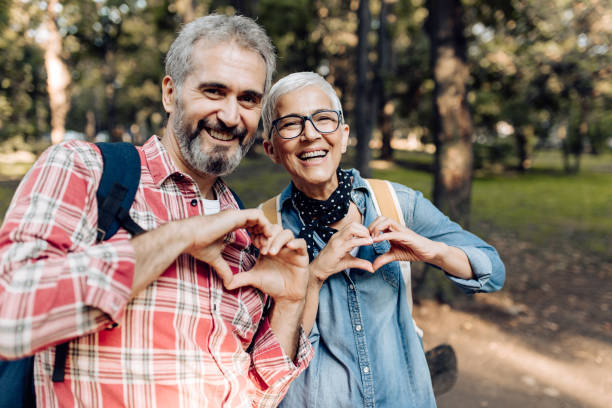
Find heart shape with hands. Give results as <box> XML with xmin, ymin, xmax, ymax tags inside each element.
<box><xmin>309</xmin><ymin>215</ymin><xmax>446</xmax><ymax>284</ymax></box>
<box><xmin>186</xmin><ymin>208</ymin><xmax>310</xmax><ymax>303</ymax></box>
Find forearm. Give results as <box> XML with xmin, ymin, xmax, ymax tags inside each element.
<box><xmin>430</xmin><ymin>241</ymin><xmax>474</xmax><ymax>280</ymax></box>
<box><xmin>301</xmin><ymin>277</ymin><xmax>323</xmax><ymax>335</ymax></box>
<box><xmin>130</xmin><ymin>220</ymin><xmax>191</xmax><ymax>297</ymax></box>
<box><xmin>268</xmin><ymin>298</ymin><xmax>306</xmax><ymax>360</ymax></box>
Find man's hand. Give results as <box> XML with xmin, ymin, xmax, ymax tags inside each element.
<box><xmin>184</xmin><ymin>208</ymin><xmax>275</xmax><ymax>287</ymax></box>
<box><xmin>131</xmin><ymin>209</ymin><xmax>274</xmax><ymax>297</ymax></box>
<box><xmin>225</xmin><ymin>232</ymin><xmax>309</xmax><ymax>304</ymax></box>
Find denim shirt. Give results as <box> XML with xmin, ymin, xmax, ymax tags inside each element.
<box><xmin>277</xmin><ymin>169</ymin><xmax>505</xmax><ymax>408</ymax></box>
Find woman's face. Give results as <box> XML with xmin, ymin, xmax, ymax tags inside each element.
<box><xmin>263</xmin><ymin>85</ymin><xmax>349</xmax><ymax>199</ymax></box>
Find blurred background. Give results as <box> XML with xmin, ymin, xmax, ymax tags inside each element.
<box><xmin>0</xmin><ymin>0</ymin><xmax>610</xmax><ymax>406</ymax></box>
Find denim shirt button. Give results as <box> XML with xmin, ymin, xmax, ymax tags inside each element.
<box><xmin>363</xmin><ymin>366</ymin><xmax>370</xmax><ymax>374</ymax></box>
<box><xmin>349</xmin><ymin>284</ymin><xmax>355</xmax><ymax>290</ymax></box>
<box><xmin>355</xmin><ymin>324</ymin><xmax>362</xmax><ymax>331</ymax></box>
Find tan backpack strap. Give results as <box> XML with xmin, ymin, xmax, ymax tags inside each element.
<box><xmin>258</xmin><ymin>195</ymin><xmax>282</xmax><ymax>225</ymax></box>
<box><xmin>365</xmin><ymin>178</ymin><xmax>404</xmax><ymax>226</ymax></box>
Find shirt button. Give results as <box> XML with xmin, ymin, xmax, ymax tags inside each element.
<box><xmin>355</xmin><ymin>324</ymin><xmax>362</xmax><ymax>331</ymax></box>
<box><xmin>190</xmin><ymin>199</ymin><xmax>198</xmax><ymax>207</ymax></box>
<box><xmin>363</xmin><ymin>366</ymin><xmax>370</xmax><ymax>374</ymax></box>
<box><xmin>349</xmin><ymin>284</ymin><xmax>355</xmax><ymax>290</ymax></box>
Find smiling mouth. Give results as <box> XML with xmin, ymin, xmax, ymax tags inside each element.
<box><xmin>298</xmin><ymin>150</ymin><xmax>328</xmax><ymax>161</ymax></box>
<box><xmin>208</xmin><ymin>128</ymin><xmax>236</xmax><ymax>142</ymax></box>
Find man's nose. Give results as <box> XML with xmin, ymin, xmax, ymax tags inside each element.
<box><xmin>217</xmin><ymin>98</ymin><xmax>240</xmax><ymax>128</ymax></box>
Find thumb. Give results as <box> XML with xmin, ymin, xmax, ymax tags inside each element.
<box><xmin>225</xmin><ymin>270</ymin><xmax>263</xmax><ymax>291</ymax></box>
<box><xmin>209</xmin><ymin>258</ymin><xmax>235</xmax><ymax>289</ymax></box>
<box><xmin>372</xmin><ymin>252</ymin><xmax>396</xmax><ymax>271</ymax></box>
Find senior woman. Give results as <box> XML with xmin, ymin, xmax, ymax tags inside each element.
<box><xmin>260</xmin><ymin>72</ymin><xmax>505</xmax><ymax>408</ymax></box>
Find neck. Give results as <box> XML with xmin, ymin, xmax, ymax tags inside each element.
<box><xmin>292</xmin><ymin>174</ymin><xmax>339</xmax><ymax>201</ymax></box>
<box><xmin>161</xmin><ymin>126</ymin><xmax>218</xmax><ymax>200</ymax></box>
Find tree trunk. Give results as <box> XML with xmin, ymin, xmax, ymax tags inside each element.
<box><xmin>377</xmin><ymin>0</ymin><xmax>394</xmax><ymax>160</ymax></box>
<box><xmin>44</xmin><ymin>0</ymin><xmax>71</xmax><ymax>144</ymax></box>
<box><xmin>355</xmin><ymin>0</ymin><xmax>372</xmax><ymax>177</ymax></box>
<box><xmin>427</xmin><ymin>0</ymin><xmax>473</xmax><ymax>228</ymax></box>
<box><xmin>421</xmin><ymin>0</ymin><xmax>473</xmax><ymax>303</ymax></box>
<box><xmin>515</xmin><ymin>130</ymin><xmax>528</xmax><ymax>172</ymax></box>
<box><xmin>229</xmin><ymin>0</ymin><xmax>259</xmax><ymax>17</ymax></box>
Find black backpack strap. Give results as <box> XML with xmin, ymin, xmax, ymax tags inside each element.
<box><xmin>229</xmin><ymin>186</ymin><xmax>245</xmax><ymax>209</ymax></box>
<box><xmin>95</xmin><ymin>142</ymin><xmax>144</xmax><ymax>241</ymax></box>
<box><xmin>51</xmin><ymin>342</ymin><xmax>69</xmax><ymax>383</ymax></box>
<box><xmin>53</xmin><ymin>142</ymin><xmax>145</xmax><ymax>383</ymax></box>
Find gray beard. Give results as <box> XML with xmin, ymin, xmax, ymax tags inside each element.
<box><xmin>173</xmin><ymin>104</ymin><xmax>255</xmax><ymax>176</ymax></box>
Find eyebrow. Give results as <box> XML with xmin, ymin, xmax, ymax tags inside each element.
<box><xmin>197</xmin><ymin>82</ymin><xmax>263</xmax><ymax>101</ymax></box>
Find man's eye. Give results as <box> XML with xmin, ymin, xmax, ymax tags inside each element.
<box><xmin>239</xmin><ymin>95</ymin><xmax>260</xmax><ymax>107</ymax></box>
<box><xmin>204</xmin><ymin>89</ymin><xmax>223</xmax><ymax>97</ymax></box>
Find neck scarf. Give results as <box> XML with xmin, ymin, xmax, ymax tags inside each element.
<box><xmin>291</xmin><ymin>168</ymin><xmax>352</xmax><ymax>260</ymax></box>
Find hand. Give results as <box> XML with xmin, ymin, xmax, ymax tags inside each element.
<box><xmin>310</xmin><ymin>222</ymin><xmax>374</xmax><ymax>285</ymax></box>
<box><xmin>184</xmin><ymin>208</ymin><xmax>274</xmax><ymax>286</ymax></box>
<box><xmin>226</xmin><ymin>234</ymin><xmax>310</xmax><ymax>304</ymax></box>
<box><xmin>369</xmin><ymin>216</ymin><xmax>443</xmax><ymax>271</ymax></box>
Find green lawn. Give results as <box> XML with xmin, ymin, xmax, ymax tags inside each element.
<box><xmin>1</xmin><ymin>148</ymin><xmax>610</xmax><ymax>259</ymax></box>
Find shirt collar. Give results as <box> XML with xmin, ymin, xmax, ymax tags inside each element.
<box><xmin>141</xmin><ymin>135</ymin><xmax>184</xmax><ymax>187</ymax></box>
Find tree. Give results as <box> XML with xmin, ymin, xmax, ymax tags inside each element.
<box><xmin>374</xmin><ymin>0</ymin><xmax>394</xmax><ymax>160</ymax></box>
<box><xmin>44</xmin><ymin>0</ymin><xmax>71</xmax><ymax>144</ymax></box>
<box><xmin>355</xmin><ymin>0</ymin><xmax>373</xmax><ymax>177</ymax></box>
<box><xmin>426</xmin><ymin>0</ymin><xmax>473</xmax><ymax>227</ymax></box>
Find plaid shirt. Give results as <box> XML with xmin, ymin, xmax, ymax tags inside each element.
<box><xmin>0</xmin><ymin>136</ymin><xmax>313</xmax><ymax>407</ymax></box>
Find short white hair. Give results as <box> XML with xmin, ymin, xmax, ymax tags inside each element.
<box><xmin>262</xmin><ymin>72</ymin><xmax>343</xmax><ymax>139</ymax></box>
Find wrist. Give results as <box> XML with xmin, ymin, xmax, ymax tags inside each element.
<box><xmin>431</xmin><ymin>241</ymin><xmax>450</xmax><ymax>267</ymax></box>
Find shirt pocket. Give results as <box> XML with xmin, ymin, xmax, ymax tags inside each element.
<box><xmin>378</xmin><ymin>262</ymin><xmax>400</xmax><ymax>289</ymax></box>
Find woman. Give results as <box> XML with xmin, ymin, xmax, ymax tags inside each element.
<box><xmin>260</xmin><ymin>72</ymin><xmax>505</xmax><ymax>408</ymax></box>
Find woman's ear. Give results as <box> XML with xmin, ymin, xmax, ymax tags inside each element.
<box><xmin>340</xmin><ymin>123</ymin><xmax>350</xmax><ymax>154</ymax></box>
<box><xmin>263</xmin><ymin>138</ymin><xmax>281</xmax><ymax>164</ymax></box>
<box><xmin>161</xmin><ymin>76</ymin><xmax>176</xmax><ymax>114</ymax></box>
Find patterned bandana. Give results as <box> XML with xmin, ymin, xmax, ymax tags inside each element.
<box><xmin>291</xmin><ymin>168</ymin><xmax>352</xmax><ymax>260</ymax></box>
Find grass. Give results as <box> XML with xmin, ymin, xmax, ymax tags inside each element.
<box><xmin>1</xmin><ymin>146</ymin><xmax>610</xmax><ymax>259</ymax></box>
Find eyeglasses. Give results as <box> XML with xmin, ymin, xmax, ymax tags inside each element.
<box><xmin>270</xmin><ymin>110</ymin><xmax>342</xmax><ymax>140</ymax></box>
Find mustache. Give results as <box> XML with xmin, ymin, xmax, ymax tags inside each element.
<box><xmin>191</xmin><ymin>118</ymin><xmax>248</xmax><ymax>143</ymax></box>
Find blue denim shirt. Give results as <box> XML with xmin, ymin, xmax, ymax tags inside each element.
<box><xmin>277</xmin><ymin>169</ymin><xmax>505</xmax><ymax>408</ymax></box>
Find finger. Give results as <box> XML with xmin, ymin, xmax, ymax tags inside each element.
<box><xmin>371</xmin><ymin>231</ymin><xmax>409</xmax><ymax>244</ymax></box>
<box><xmin>226</xmin><ymin>269</ymin><xmax>265</xmax><ymax>292</ymax></box>
<box><xmin>342</xmin><ymin>256</ymin><xmax>374</xmax><ymax>273</ymax></box>
<box><xmin>266</xmin><ymin>229</ymin><xmax>295</xmax><ymax>255</ymax></box>
<box><xmin>372</xmin><ymin>253</ymin><xmax>397</xmax><ymax>271</ymax></box>
<box><xmin>208</xmin><ymin>258</ymin><xmax>235</xmax><ymax>288</ymax></box>
<box><xmin>368</xmin><ymin>216</ymin><xmax>400</xmax><ymax>236</ymax></box>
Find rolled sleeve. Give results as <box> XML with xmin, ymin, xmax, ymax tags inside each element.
<box><xmin>250</xmin><ymin>316</ymin><xmax>313</xmax><ymax>407</ymax></box>
<box><xmin>401</xmin><ymin>187</ymin><xmax>505</xmax><ymax>294</ymax></box>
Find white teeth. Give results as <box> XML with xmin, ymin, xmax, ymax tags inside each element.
<box><xmin>209</xmin><ymin>129</ymin><xmax>234</xmax><ymax>141</ymax></box>
<box><xmin>299</xmin><ymin>150</ymin><xmax>327</xmax><ymax>159</ymax></box>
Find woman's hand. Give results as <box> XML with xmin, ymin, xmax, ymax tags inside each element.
<box><xmin>369</xmin><ymin>216</ymin><xmax>445</xmax><ymax>271</ymax></box>
<box><xmin>310</xmin><ymin>222</ymin><xmax>374</xmax><ymax>285</ymax></box>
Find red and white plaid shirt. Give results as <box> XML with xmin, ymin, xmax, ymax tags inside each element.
<box><xmin>0</xmin><ymin>136</ymin><xmax>313</xmax><ymax>407</ymax></box>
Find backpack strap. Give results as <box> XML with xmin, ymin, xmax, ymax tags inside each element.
<box><xmin>95</xmin><ymin>142</ymin><xmax>145</xmax><ymax>241</ymax></box>
<box><xmin>53</xmin><ymin>142</ymin><xmax>145</xmax><ymax>384</ymax></box>
<box><xmin>259</xmin><ymin>195</ymin><xmax>282</xmax><ymax>225</ymax></box>
<box><xmin>365</xmin><ymin>179</ymin><xmax>421</xmax><ymax>337</ymax></box>
<box><xmin>365</xmin><ymin>178</ymin><xmax>404</xmax><ymax>226</ymax></box>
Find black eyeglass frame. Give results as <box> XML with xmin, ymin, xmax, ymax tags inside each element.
<box><xmin>269</xmin><ymin>109</ymin><xmax>343</xmax><ymax>140</ymax></box>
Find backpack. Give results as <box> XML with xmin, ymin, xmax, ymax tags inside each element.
<box><xmin>0</xmin><ymin>142</ymin><xmax>144</xmax><ymax>408</ymax></box>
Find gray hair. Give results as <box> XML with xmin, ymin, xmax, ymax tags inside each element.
<box><xmin>165</xmin><ymin>14</ymin><xmax>276</xmax><ymax>93</ymax></box>
<box><xmin>262</xmin><ymin>72</ymin><xmax>343</xmax><ymax>140</ymax></box>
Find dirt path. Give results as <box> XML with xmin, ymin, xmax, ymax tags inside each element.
<box><xmin>416</xmin><ymin>230</ymin><xmax>612</xmax><ymax>408</ymax></box>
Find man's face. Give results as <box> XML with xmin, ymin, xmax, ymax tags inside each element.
<box><xmin>167</xmin><ymin>41</ymin><xmax>266</xmax><ymax>176</ymax></box>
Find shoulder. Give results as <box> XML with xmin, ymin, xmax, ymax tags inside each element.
<box><xmin>38</xmin><ymin>140</ymin><xmax>103</xmax><ymax>173</ymax></box>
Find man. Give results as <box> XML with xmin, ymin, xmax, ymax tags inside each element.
<box><xmin>0</xmin><ymin>15</ymin><xmax>312</xmax><ymax>407</ymax></box>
